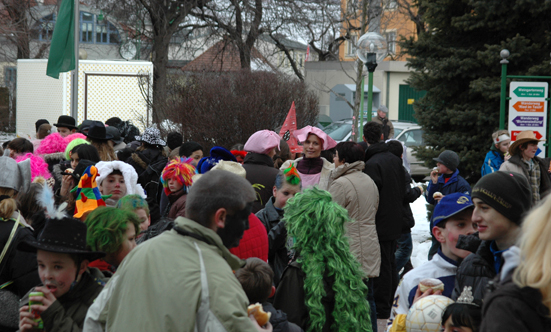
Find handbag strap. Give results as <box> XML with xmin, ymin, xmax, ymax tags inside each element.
<box><xmin>0</xmin><ymin>215</ymin><xmax>22</xmax><ymax>286</ymax></box>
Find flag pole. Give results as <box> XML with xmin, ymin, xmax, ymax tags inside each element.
<box><xmin>70</xmin><ymin>0</ymin><xmax>79</xmax><ymax>120</ymax></box>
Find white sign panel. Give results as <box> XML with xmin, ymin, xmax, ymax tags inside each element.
<box><xmin>508</xmin><ymin>82</ymin><xmax>548</xmax><ymax>157</ymax></box>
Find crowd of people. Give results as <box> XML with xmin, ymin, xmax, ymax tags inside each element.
<box><xmin>0</xmin><ymin>113</ymin><xmax>550</xmax><ymax>332</ymax></box>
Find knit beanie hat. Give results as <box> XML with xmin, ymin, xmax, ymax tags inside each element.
<box><xmin>179</xmin><ymin>141</ymin><xmax>203</xmax><ymax>158</ymax></box>
<box><xmin>167</xmin><ymin>132</ymin><xmax>183</xmax><ymax>150</ymax></box>
<box><xmin>471</xmin><ymin>171</ymin><xmax>531</xmax><ymax>225</ymax></box>
<box><xmin>65</xmin><ymin>138</ymin><xmax>90</xmax><ymax>160</ymax></box>
<box><xmin>433</xmin><ymin>150</ymin><xmax>460</xmax><ymax>172</ymax></box>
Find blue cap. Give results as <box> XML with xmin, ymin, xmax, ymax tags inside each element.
<box><xmin>432</xmin><ymin>193</ymin><xmax>473</xmax><ymax>227</ymax></box>
<box><xmin>196</xmin><ymin>146</ymin><xmax>237</xmax><ymax>174</ymax></box>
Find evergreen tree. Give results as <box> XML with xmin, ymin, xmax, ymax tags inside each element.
<box><xmin>402</xmin><ymin>0</ymin><xmax>551</xmax><ymax>182</ymax></box>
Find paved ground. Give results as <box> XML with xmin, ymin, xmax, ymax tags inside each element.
<box><xmin>377</xmin><ymin>319</ymin><xmax>387</xmax><ymax>331</ymax></box>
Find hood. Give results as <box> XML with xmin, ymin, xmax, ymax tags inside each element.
<box><xmin>365</xmin><ymin>142</ymin><xmax>389</xmax><ymax>160</ymax></box>
<box><xmin>331</xmin><ymin>160</ymin><xmax>365</xmax><ymax>179</ymax></box>
<box><xmin>500</xmin><ymin>245</ymin><xmax>520</xmax><ymax>281</ymax></box>
<box><xmin>96</xmin><ymin>161</ymin><xmax>147</xmax><ymax>198</ymax></box>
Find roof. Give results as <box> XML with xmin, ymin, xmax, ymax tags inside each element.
<box><xmin>181</xmin><ymin>39</ymin><xmax>276</xmax><ymax>72</ymax></box>
<box><xmin>257</xmin><ymin>34</ymin><xmax>308</xmax><ymax>50</ymax></box>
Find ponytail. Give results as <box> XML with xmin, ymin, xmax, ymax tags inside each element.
<box><xmin>0</xmin><ymin>188</ymin><xmax>17</xmax><ymax>219</ymax></box>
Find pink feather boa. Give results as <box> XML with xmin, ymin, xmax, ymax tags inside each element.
<box><xmin>16</xmin><ymin>153</ymin><xmax>52</xmax><ymax>180</ymax></box>
<box><xmin>36</xmin><ymin>132</ymin><xmax>68</xmax><ymax>155</ymax></box>
<box><xmin>64</xmin><ymin>133</ymin><xmax>87</xmax><ymax>143</ymax></box>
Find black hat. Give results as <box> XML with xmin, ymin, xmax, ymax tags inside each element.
<box><xmin>106</xmin><ymin>126</ymin><xmax>123</xmax><ymax>145</ymax></box>
<box><xmin>18</xmin><ymin>217</ymin><xmax>105</xmax><ymax>261</ymax></box>
<box><xmin>180</xmin><ymin>141</ymin><xmax>203</xmax><ymax>157</ymax></box>
<box><xmin>433</xmin><ymin>150</ymin><xmax>460</xmax><ymax>172</ymax></box>
<box><xmin>167</xmin><ymin>132</ymin><xmax>183</xmax><ymax>150</ymax></box>
<box><xmin>54</xmin><ymin>115</ymin><xmax>78</xmax><ymax>130</ymax></box>
<box><xmin>35</xmin><ymin>119</ymin><xmax>50</xmax><ymax>132</ymax></box>
<box><xmin>84</xmin><ymin>121</ymin><xmax>112</xmax><ymax>141</ymax></box>
<box><xmin>78</xmin><ymin>120</ymin><xmax>94</xmax><ymax>133</ymax></box>
<box><xmin>472</xmin><ymin>171</ymin><xmax>531</xmax><ymax>225</ymax></box>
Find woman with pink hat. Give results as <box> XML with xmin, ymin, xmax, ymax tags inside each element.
<box><xmin>499</xmin><ymin>130</ymin><xmax>551</xmax><ymax>204</ymax></box>
<box><xmin>280</xmin><ymin>125</ymin><xmax>337</xmax><ymax>190</ymax></box>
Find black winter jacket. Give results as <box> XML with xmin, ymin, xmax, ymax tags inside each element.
<box><xmin>363</xmin><ymin>142</ymin><xmax>405</xmax><ymax>241</ymax></box>
<box><xmin>243</xmin><ymin>153</ymin><xmax>279</xmax><ymax>213</ymax></box>
<box><xmin>256</xmin><ymin>197</ymin><xmax>288</xmax><ymax>286</ymax></box>
<box><xmin>0</xmin><ymin>219</ymin><xmax>40</xmax><ymax>298</ymax></box>
<box><xmin>263</xmin><ymin>302</ymin><xmax>304</xmax><ymax>332</ymax></box>
<box><xmin>402</xmin><ymin>167</ymin><xmax>422</xmax><ymax>233</ymax></box>
<box><xmin>452</xmin><ymin>240</ymin><xmax>496</xmax><ymax>301</ymax></box>
<box><xmin>273</xmin><ymin>260</ymin><xmax>335</xmax><ymax>332</ymax></box>
<box><xmin>125</xmin><ymin>148</ymin><xmax>168</xmax><ymax>223</ymax></box>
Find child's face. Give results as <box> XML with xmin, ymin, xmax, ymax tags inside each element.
<box><xmin>37</xmin><ymin>250</ymin><xmax>86</xmax><ymax>298</ymax></box>
<box><xmin>70</xmin><ymin>152</ymin><xmax>79</xmax><ymax>170</ymax></box>
<box><xmin>436</xmin><ymin>162</ymin><xmax>451</xmax><ymax>174</ymax></box>
<box><xmin>190</xmin><ymin>149</ymin><xmax>203</xmax><ymax>167</ymax></box>
<box><xmin>106</xmin><ymin>222</ymin><xmax>137</xmax><ymax>267</ymax></box>
<box><xmin>135</xmin><ymin>208</ymin><xmax>150</xmax><ymax>232</ymax></box>
<box><xmin>168</xmin><ymin>177</ymin><xmax>184</xmax><ymax>193</ymax></box>
<box><xmin>472</xmin><ymin>198</ymin><xmax>517</xmax><ymax>243</ymax></box>
<box><xmin>100</xmin><ymin>174</ymin><xmax>127</xmax><ymax>201</ymax></box>
<box><xmin>443</xmin><ymin>316</ymin><xmax>473</xmax><ymax>332</ymax></box>
<box><xmin>433</xmin><ymin>209</ymin><xmax>476</xmax><ymax>261</ymax></box>
<box><xmin>273</xmin><ymin>183</ymin><xmax>301</xmax><ymax>209</ymax></box>
<box><xmin>496</xmin><ymin>140</ymin><xmax>510</xmax><ymax>154</ymax></box>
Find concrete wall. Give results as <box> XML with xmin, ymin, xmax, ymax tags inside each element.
<box><xmin>304</xmin><ymin>60</ymin><xmax>412</xmax><ymax>121</ymax></box>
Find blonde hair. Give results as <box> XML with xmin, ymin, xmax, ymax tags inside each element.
<box><xmin>492</xmin><ymin>130</ymin><xmax>509</xmax><ymax>141</ymax></box>
<box><xmin>513</xmin><ymin>194</ymin><xmax>551</xmax><ymax>313</ymax></box>
<box><xmin>0</xmin><ymin>188</ymin><xmax>17</xmax><ymax>219</ymax></box>
<box><xmin>89</xmin><ymin>139</ymin><xmax>117</xmax><ymax>161</ymax></box>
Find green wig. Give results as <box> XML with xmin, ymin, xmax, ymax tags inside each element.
<box><xmin>283</xmin><ymin>187</ymin><xmax>371</xmax><ymax>332</ymax></box>
<box><xmin>116</xmin><ymin>194</ymin><xmax>150</xmax><ymax>216</ymax></box>
<box><xmin>85</xmin><ymin>207</ymin><xmax>141</xmax><ymax>255</ymax></box>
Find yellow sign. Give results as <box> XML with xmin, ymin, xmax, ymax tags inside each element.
<box><xmin>407</xmin><ymin>99</ymin><xmax>415</xmax><ymax>105</ymax></box>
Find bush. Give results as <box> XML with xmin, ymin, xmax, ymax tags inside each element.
<box><xmin>165</xmin><ymin>70</ymin><xmax>319</xmax><ymax>151</ymax></box>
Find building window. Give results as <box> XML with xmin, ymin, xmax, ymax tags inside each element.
<box><xmin>346</xmin><ymin>35</ymin><xmax>357</xmax><ymax>56</ymax></box>
<box><xmin>4</xmin><ymin>67</ymin><xmax>16</xmax><ymax>87</ymax></box>
<box><xmin>33</xmin><ymin>12</ymin><xmax>120</xmax><ymax>44</ymax></box>
<box><xmin>33</xmin><ymin>14</ymin><xmax>56</xmax><ymax>41</ymax></box>
<box><xmin>384</xmin><ymin>31</ymin><xmax>397</xmax><ymax>54</ymax></box>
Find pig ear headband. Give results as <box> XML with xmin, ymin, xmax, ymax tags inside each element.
<box><xmin>494</xmin><ymin>134</ymin><xmax>510</xmax><ymax>144</ymax></box>
<box><xmin>283</xmin><ymin>165</ymin><xmax>301</xmax><ymax>185</ymax></box>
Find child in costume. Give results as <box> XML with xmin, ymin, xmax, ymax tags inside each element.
<box><xmin>72</xmin><ymin>165</ymin><xmax>109</xmax><ymax>220</ymax></box>
<box><xmin>85</xmin><ymin>207</ymin><xmax>141</xmax><ymax>274</ymax></box>
<box><xmin>95</xmin><ymin>161</ymin><xmax>146</xmax><ymax>207</ymax></box>
<box><xmin>273</xmin><ymin>187</ymin><xmax>371</xmax><ymax>332</ymax></box>
<box><xmin>160</xmin><ymin>157</ymin><xmax>195</xmax><ymax>219</ymax></box>
<box><xmin>386</xmin><ymin>193</ymin><xmax>476</xmax><ymax>332</ymax></box>
<box><xmin>117</xmin><ymin>194</ymin><xmax>151</xmax><ymax>234</ymax></box>
<box><xmin>255</xmin><ymin>165</ymin><xmax>301</xmax><ymax>286</ymax></box>
<box><xmin>235</xmin><ymin>257</ymin><xmax>303</xmax><ymax>332</ymax></box>
<box><xmin>442</xmin><ymin>287</ymin><xmax>481</xmax><ymax>332</ymax></box>
<box><xmin>18</xmin><ymin>205</ymin><xmax>106</xmax><ymax>332</ymax></box>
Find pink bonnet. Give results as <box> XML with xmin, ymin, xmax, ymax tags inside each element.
<box><xmin>244</xmin><ymin>130</ymin><xmax>281</xmax><ymax>154</ymax></box>
<box><xmin>294</xmin><ymin>125</ymin><xmax>337</xmax><ymax>150</ymax></box>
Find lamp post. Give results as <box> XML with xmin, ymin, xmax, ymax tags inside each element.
<box><xmin>356</xmin><ymin>32</ymin><xmax>387</xmax><ymax>133</ymax></box>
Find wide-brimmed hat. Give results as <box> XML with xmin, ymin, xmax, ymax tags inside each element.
<box><xmin>18</xmin><ymin>216</ymin><xmax>105</xmax><ymax>261</ymax></box>
<box><xmin>106</xmin><ymin>126</ymin><xmax>123</xmax><ymax>145</ymax></box>
<box><xmin>78</xmin><ymin>120</ymin><xmax>95</xmax><ymax>133</ymax></box>
<box><xmin>244</xmin><ymin>130</ymin><xmax>280</xmax><ymax>155</ymax></box>
<box><xmin>509</xmin><ymin>130</ymin><xmax>545</xmax><ymax>156</ymax></box>
<box><xmin>85</xmin><ymin>121</ymin><xmax>112</xmax><ymax>141</ymax></box>
<box><xmin>294</xmin><ymin>125</ymin><xmax>337</xmax><ymax>151</ymax></box>
<box><xmin>54</xmin><ymin>115</ymin><xmax>78</xmax><ymax>130</ymax></box>
<box><xmin>135</xmin><ymin>127</ymin><xmax>166</xmax><ymax>146</ymax></box>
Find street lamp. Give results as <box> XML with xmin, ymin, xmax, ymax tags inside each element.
<box><xmin>356</xmin><ymin>32</ymin><xmax>387</xmax><ymax>131</ymax></box>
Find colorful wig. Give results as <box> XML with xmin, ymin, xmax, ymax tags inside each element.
<box><xmin>160</xmin><ymin>157</ymin><xmax>195</xmax><ymax>195</ymax></box>
<box><xmin>36</xmin><ymin>132</ymin><xmax>68</xmax><ymax>155</ymax></box>
<box><xmin>65</xmin><ymin>138</ymin><xmax>89</xmax><ymax>160</ymax></box>
<box><xmin>85</xmin><ymin>206</ymin><xmax>140</xmax><ymax>255</ymax></box>
<box><xmin>117</xmin><ymin>194</ymin><xmax>150</xmax><ymax>216</ymax></box>
<box><xmin>15</xmin><ymin>153</ymin><xmax>52</xmax><ymax>181</ymax></box>
<box><xmin>283</xmin><ymin>187</ymin><xmax>371</xmax><ymax>332</ymax></box>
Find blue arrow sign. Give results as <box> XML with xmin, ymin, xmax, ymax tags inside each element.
<box><xmin>512</xmin><ymin>116</ymin><xmax>544</xmax><ymax>127</ymax></box>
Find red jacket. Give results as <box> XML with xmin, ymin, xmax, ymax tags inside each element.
<box><xmin>230</xmin><ymin>213</ymin><xmax>269</xmax><ymax>262</ymax></box>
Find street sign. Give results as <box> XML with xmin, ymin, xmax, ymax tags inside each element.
<box><xmin>508</xmin><ymin>82</ymin><xmax>548</xmax><ymax>157</ymax></box>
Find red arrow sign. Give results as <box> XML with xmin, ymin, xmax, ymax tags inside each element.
<box><xmin>511</xmin><ymin>130</ymin><xmax>543</xmax><ymax>141</ymax></box>
<box><xmin>513</xmin><ymin>101</ymin><xmax>545</xmax><ymax>112</ymax></box>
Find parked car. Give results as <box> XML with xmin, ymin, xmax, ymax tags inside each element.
<box><xmin>323</xmin><ymin>119</ymin><xmax>431</xmax><ymax>180</ymax></box>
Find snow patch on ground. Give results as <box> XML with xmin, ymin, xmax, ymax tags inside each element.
<box><xmin>410</xmin><ymin>190</ymin><xmax>431</xmax><ymax>268</ymax></box>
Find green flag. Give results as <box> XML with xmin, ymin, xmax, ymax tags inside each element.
<box><xmin>46</xmin><ymin>0</ymin><xmax>75</xmax><ymax>79</ymax></box>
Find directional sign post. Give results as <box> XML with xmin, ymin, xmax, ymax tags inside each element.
<box><xmin>508</xmin><ymin>82</ymin><xmax>548</xmax><ymax>157</ymax></box>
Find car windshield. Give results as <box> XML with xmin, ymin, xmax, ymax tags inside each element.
<box><xmin>394</xmin><ymin>128</ymin><xmax>403</xmax><ymax>137</ymax></box>
<box><xmin>325</xmin><ymin>122</ymin><xmax>352</xmax><ymax>141</ymax></box>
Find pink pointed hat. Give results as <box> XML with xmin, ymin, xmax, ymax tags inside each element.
<box><xmin>294</xmin><ymin>125</ymin><xmax>337</xmax><ymax>151</ymax></box>
<box><xmin>244</xmin><ymin>130</ymin><xmax>281</xmax><ymax>155</ymax></box>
